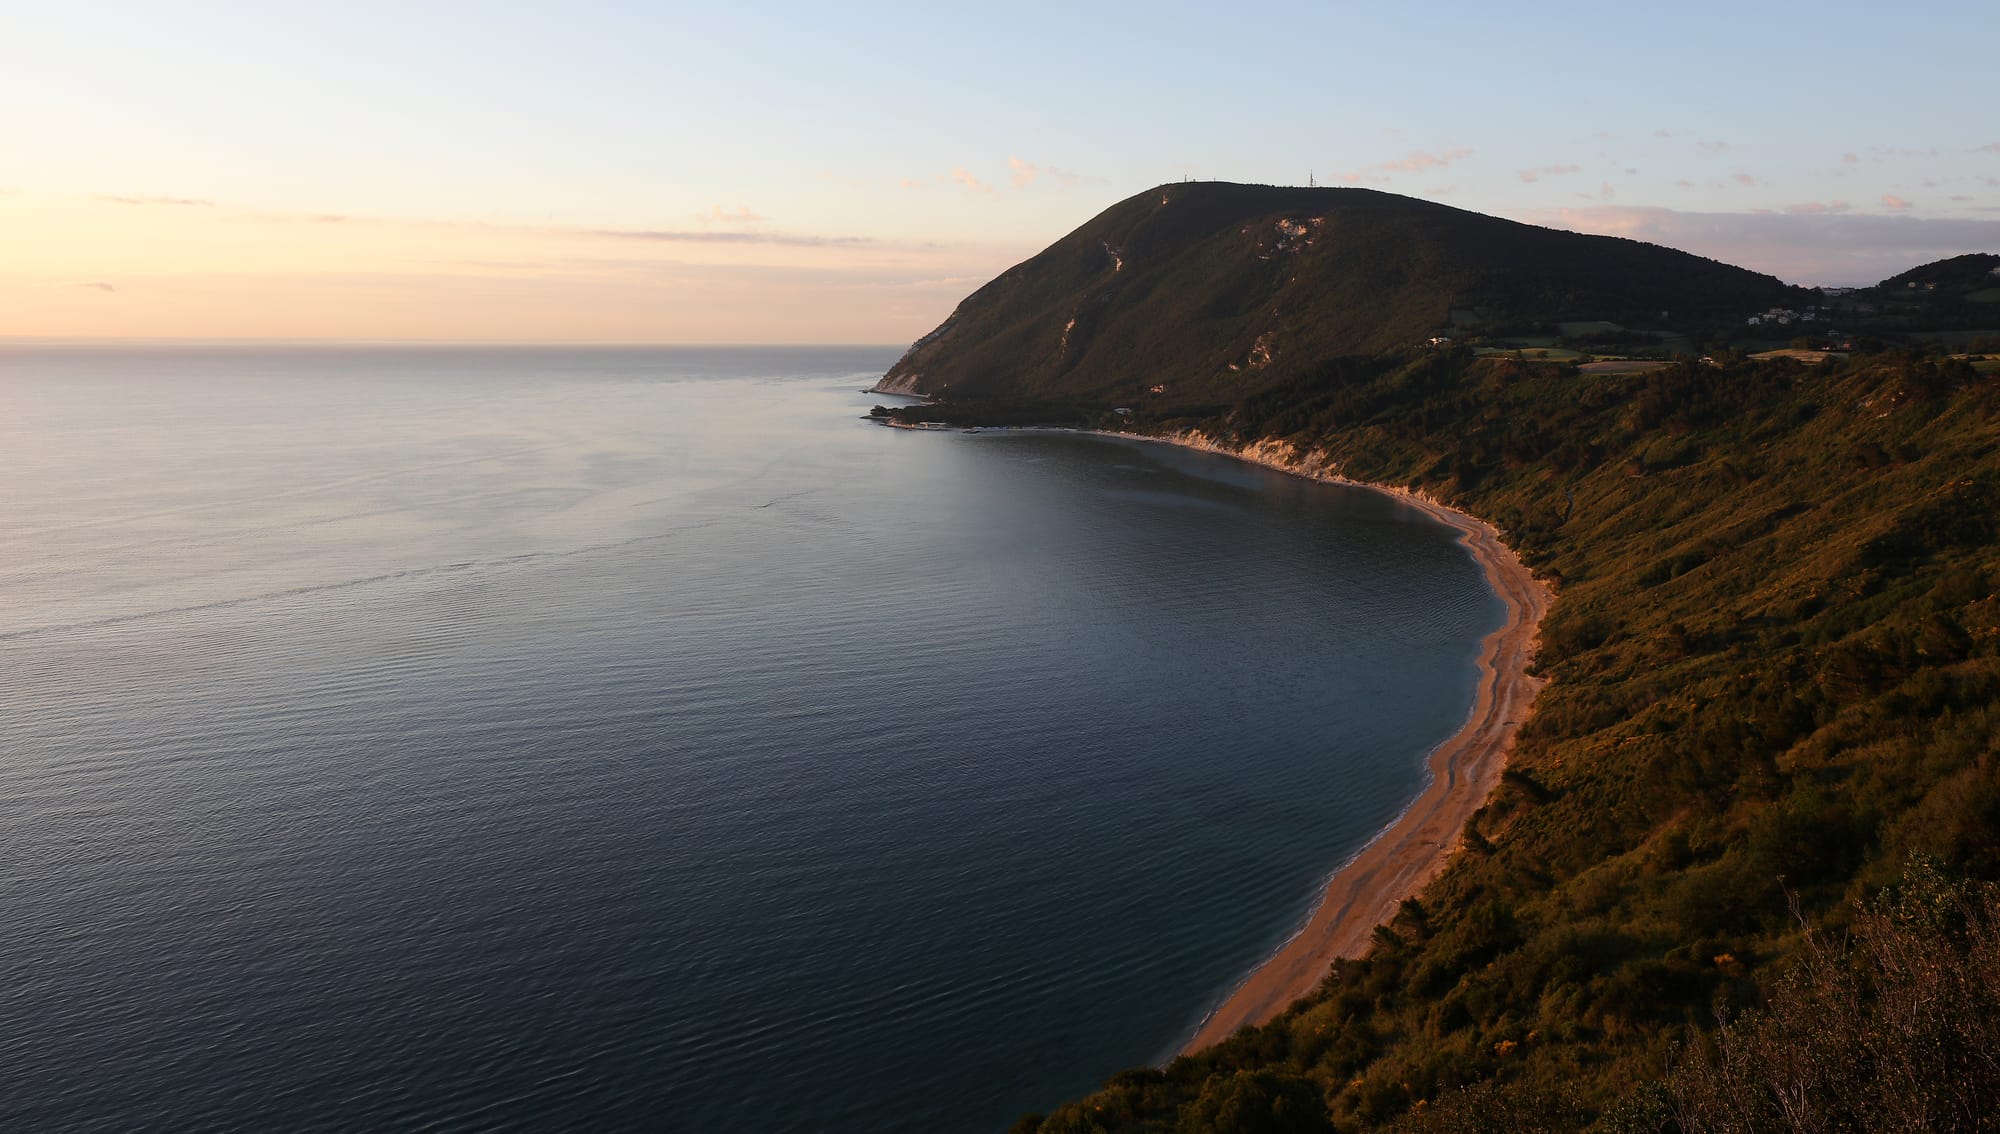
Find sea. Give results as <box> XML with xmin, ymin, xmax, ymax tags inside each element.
<box><xmin>0</xmin><ymin>344</ymin><xmax>1502</xmax><ymax>1132</ymax></box>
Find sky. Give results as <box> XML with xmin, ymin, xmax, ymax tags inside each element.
<box><xmin>5</xmin><ymin>0</ymin><xmax>1998</xmax><ymax>343</ymax></box>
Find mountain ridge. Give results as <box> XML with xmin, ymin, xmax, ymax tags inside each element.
<box><xmin>879</xmin><ymin>183</ymin><xmax>2000</xmax><ymax>1131</ymax></box>
<box><xmin>878</xmin><ymin>182</ymin><xmax>1811</xmax><ymax>409</ymax></box>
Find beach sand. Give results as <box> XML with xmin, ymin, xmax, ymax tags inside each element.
<box><xmin>1168</xmin><ymin>443</ymin><xmax>1553</xmax><ymax>1052</ymax></box>
<box><xmin>874</xmin><ymin>419</ymin><xmax>1553</xmax><ymax>1052</ymax></box>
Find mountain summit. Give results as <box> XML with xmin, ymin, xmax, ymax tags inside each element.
<box><xmin>878</xmin><ymin>182</ymin><xmax>1807</xmax><ymax>405</ymax></box>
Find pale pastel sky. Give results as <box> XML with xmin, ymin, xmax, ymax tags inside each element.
<box><xmin>5</xmin><ymin>0</ymin><xmax>1998</xmax><ymax>342</ymax></box>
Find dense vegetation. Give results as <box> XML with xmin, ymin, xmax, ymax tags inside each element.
<box><xmin>881</xmin><ymin>183</ymin><xmax>1809</xmax><ymax>409</ymax></box>
<box><xmin>1829</xmin><ymin>253</ymin><xmax>2000</xmax><ymax>338</ymax></box>
<box><xmin>986</xmin><ymin>346</ymin><xmax>2000</xmax><ymax>1131</ymax></box>
<box><xmin>877</xmin><ymin>187</ymin><xmax>2000</xmax><ymax>1130</ymax></box>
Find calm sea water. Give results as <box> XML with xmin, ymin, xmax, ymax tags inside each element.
<box><xmin>0</xmin><ymin>344</ymin><xmax>1500</xmax><ymax>1131</ymax></box>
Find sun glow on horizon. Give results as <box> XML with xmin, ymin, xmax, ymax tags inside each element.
<box><xmin>5</xmin><ymin>1</ymin><xmax>1995</xmax><ymax>341</ymax></box>
<box><xmin>0</xmin><ymin>191</ymin><xmax>1027</xmax><ymax>343</ymax></box>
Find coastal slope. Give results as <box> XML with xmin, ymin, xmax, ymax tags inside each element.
<box><xmin>877</xmin><ymin>181</ymin><xmax>1808</xmax><ymax>410</ymax></box>
<box><xmin>1176</xmin><ymin>454</ymin><xmax>1551</xmax><ymax>1051</ymax></box>
<box><xmin>885</xmin><ymin>182</ymin><xmax>2000</xmax><ymax>1129</ymax></box>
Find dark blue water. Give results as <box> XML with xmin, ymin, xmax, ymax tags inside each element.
<box><xmin>0</xmin><ymin>345</ymin><xmax>1500</xmax><ymax>1131</ymax></box>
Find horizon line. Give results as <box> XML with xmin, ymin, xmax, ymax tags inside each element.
<box><xmin>0</xmin><ymin>335</ymin><xmax>911</xmax><ymax>349</ymax></box>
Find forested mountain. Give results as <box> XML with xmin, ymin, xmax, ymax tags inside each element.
<box><xmin>881</xmin><ymin>186</ymin><xmax>2000</xmax><ymax>1132</ymax></box>
<box><xmin>877</xmin><ymin>182</ymin><xmax>1810</xmax><ymax>410</ymax></box>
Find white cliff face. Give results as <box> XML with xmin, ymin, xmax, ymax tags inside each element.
<box><xmin>872</xmin><ymin>315</ymin><xmax>960</xmax><ymax>394</ymax></box>
<box><xmin>869</xmin><ymin>370</ymin><xmax>927</xmax><ymax>395</ymax></box>
<box><xmin>1161</xmin><ymin>429</ymin><xmax>1460</xmax><ymax>515</ymax></box>
<box><xmin>1165</xmin><ymin>430</ymin><xmax>1337</xmax><ymax>479</ymax></box>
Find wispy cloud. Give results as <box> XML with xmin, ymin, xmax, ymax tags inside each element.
<box><xmin>1516</xmin><ymin>163</ymin><xmax>1580</xmax><ymax>183</ymax></box>
<box><xmin>592</xmin><ymin>228</ymin><xmax>870</xmax><ymax>247</ymax></box>
<box><xmin>1335</xmin><ymin>148</ymin><xmax>1472</xmax><ymax>186</ymax></box>
<box><xmin>1983</xmin><ymin>142</ymin><xmax>2000</xmax><ymax>155</ymax></box>
<box><xmin>1515</xmin><ymin>205</ymin><xmax>2000</xmax><ymax>286</ymax></box>
<box><xmin>1698</xmin><ymin>140</ymin><xmax>1729</xmax><ymax>153</ymax></box>
<box><xmin>1733</xmin><ymin>172</ymin><xmax>1759</xmax><ymax>187</ymax></box>
<box><xmin>1882</xmin><ymin>194</ymin><xmax>1913</xmax><ymax>210</ymax></box>
<box><xmin>1006</xmin><ymin>155</ymin><xmax>1084</xmax><ymax>190</ymax></box>
<box><xmin>1785</xmin><ymin>201</ymin><xmax>1851</xmax><ymax>214</ymax></box>
<box><xmin>1379</xmin><ymin>148</ymin><xmax>1471</xmax><ymax>174</ymax></box>
<box><xmin>949</xmin><ymin>167</ymin><xmax>993</xmax><ymax>194</ymax></box>
<box><xmin>1843</xmin><ymin>152</ymin><xmax>1860</xmax><ymax>164</ymax></box>
<box><xmin>81</xmin><ymin>281</ymin><xmax>117</xmax><ymax>292</ymax></box>
<box><xmin>699</xmin><ymin>204</ymin><xmax>767</xmax><ymax>224</ymax></box>
<box><xmin>96</xmin><ymin>194</ymin><xmax>214</xmax><ymax>207</ymax></box>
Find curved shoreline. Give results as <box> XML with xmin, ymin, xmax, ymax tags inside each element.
<box><xmin>873</xmin><ymin>417</ymin><xmax>1554</xmax><ymax>1054</ymax></box>
<box><xmin>1137</xmin><ymin>431</ymin><xmax>1553</xmax><ymax>1053</ymax></box>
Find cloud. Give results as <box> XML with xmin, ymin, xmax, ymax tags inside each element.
<box><xmin>1676</xmin><ymin>179</ymin><xmax>1695</xmax><ymax>190</ymax></box>
<box><xmin>1338</xmin><ymin>148</ymin><xmax>1471</xmax><ymax>184</ymax></box>
<box><xmin>700</xmin><ymin>204</ymin><xmax>767</xmax><ymax>224</ymax></box>
<box><xmin>1698</xmin><ymin>140</ymin><xmax>1729</xmax><ymax>153</ymax></box>
<box><xmin>949</xmin><ymin>167</ymin><xmax>993</xmax><ymax>193</ymax></box>
<box><xmin>1843</xmin><ymin>152</ymin><xmax>1860</xmax><ymax>164</ymax></box>
<box><xmin>1379</xmin><ymin>148</ymin><xmax>1471</xmax><ymax>174</ymax></box>
<box><xmin>1514</xmin><ymin>204</ymin><xmax>2000</xmax><ymax>286</ymax></box>
<box><xmin>1653</xmin><ymin>129</ymin><xmax>1674</xmax><ymax>138</ymax></box>
<box><xmin>96</xmin><ymin>194</ymin><xmax>215</xmax><ymax>207</ymax></box>
<box><xmin>81</xmin><ymin>281</ymin><xmax>117</xmax><ymax>292</ymax></box>
<box><xmin>1575</xmin><ymin>181</ymin><xmax>1615</xmax><ymax>201</ymax></box>
<box><xmin>591</xmin><ymin>228</ymin><xmax>869</xmax><ymax>248</ymax></box>
<box><xmin>1733</xmin><ymin>173</ymin><xmax>1759</xmax><ymax>187</ymax></box>
<box><xmin>1785</xmin><ymin>201</ymin><xmax>1851</xmax><ymax>214</ymax></box>
<box><xmin>1006</xmin><ymin>156</ymin><xmax>1084</xmax><ymax>190</ymax></box>
<box><xmin>898</xmin><ymin>178</ymin><xmax>925</xmax><ymax>189</ymax></box>
<box><xmin>1983</xmin><ymin>142</ymin><xmax>2000</xmax><ymax>155</ymax></box>
<box><xmin>1516</xmin><ymin>163</ymin><xmax>1580</xmax><ymax>184</ymax></box>
<box><xmin>1882</xmin><ymin>194</ymin><xmax>1913</xmax><ymax>210</ymax></box>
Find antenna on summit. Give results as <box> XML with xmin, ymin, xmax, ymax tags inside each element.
<box><xmin>1308</xmin><ymin>171</ymin><xmax>1316</xmax><ymax>188</ymax></box>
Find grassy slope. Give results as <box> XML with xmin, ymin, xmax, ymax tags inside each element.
<box><xmin>1004</xmin><ymin>350</ymin><xmax>2000</xmax><ymax>1132</ymax></box>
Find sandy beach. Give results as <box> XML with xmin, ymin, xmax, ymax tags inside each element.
<box><xmin>1151</xmin><ymin>433</ymin><xmax>1553</xmax><ymax>1053</ymax></box>
<box><xmin>877</xmin><ymin>419</ymin><xmax>1555</xmax><ymax>1052</ymax></box>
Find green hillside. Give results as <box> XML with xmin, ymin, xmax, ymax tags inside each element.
<box><xmin>1002</xmin><ymin>349</ymin><xmax>2000</xmax><ymax>1133</ymax></box>
<box><xmin>879</xmin><ymin>188</ymin><xmax>2000</xmax><ymax>1131</ymax></box>
<box><xmin>878</xmin><ymin>182</ymin><xmax>1809</xmax><ymax>411</ymax></box>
